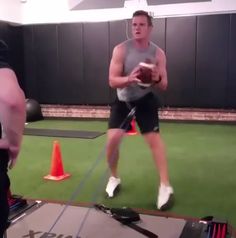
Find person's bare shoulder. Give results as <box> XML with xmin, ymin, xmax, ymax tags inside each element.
<box><xmin>155</xmin><ymin>47</ymin><xmax>166</xmax><ymax>62</ymax></box>
<box><xmin>0</xmin><ymin>68</ymin><xmax>17</xmax><ymax>81</ymax></box>
<box><xmin>113</xmin><ymin>42</ymin><xmax>126</xmax><ymax>55</ymax></box>
<box><xmin>111</xmin><ymin>42</ymin><xmax>127</xmax><ymax>63</ymax></box>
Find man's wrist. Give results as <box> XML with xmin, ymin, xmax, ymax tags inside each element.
<box><xmin>126</xmin><ymin>76</ymin><xmax>130</xmax><ymax>85</ymax></box>
<box><xmin>154</xmin><ymin>77</ymin><xmax>162</xmax><ymax>84</ymax></box>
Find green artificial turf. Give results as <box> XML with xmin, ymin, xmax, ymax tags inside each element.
<box><xmin>10</xmin><ymin>119</ymin><xmax>236</xmax><ymax>228</ymax></box>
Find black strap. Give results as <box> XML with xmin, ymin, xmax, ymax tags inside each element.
<box><xmin>126</xmin><ymin>223</ymin><xmax>158</xmax><ymax>238</ymax></box>
<box><xmin>94</xmin><ymin>204</ymin><xmax>158</xmax><ymax>238</ymax></box>
<box><xmin>120</xmin><ymin>106</ymin><xmax>136</xmax><ymax>130</ymax></box>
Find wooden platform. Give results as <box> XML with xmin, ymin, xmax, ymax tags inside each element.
<box><xmin>7</xmin><ymin>200</ymin><xmax>236</xmax><ymax>237</ymax></box>
<box><xmin>7</xmin><ymin>201</ymin><xmax>187</xmax><ymax>238</ymax></box>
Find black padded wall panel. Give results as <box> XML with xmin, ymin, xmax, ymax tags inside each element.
<box><xmin>23</xmin><ymin>26</ymin><xmax>38</xmax><ymax>99</ymax></box>
<box><xmin>8</xmin><ymin>25</ymin><xmax>24</xmax><ymax>89</ymax></box>
<box><xmin>0</xmin><ymin>23</ymin><xmax>23</xmax><ymax>89</ymax></box>
<box><xmin>15</xmin><ymin>13</ymin><xmax>236</xmax><ymax>108</ymax></box>
<box><xmin>58</xmin><ymin>23</ymin><xmax>84</xmax><ymax>104</ymax></box>
<box><xmin>109</xmin><ymin>20</ymin><xmax>127</xmax><ymax>55</ymax></box>
<box><xmin>196</xmin><ymin>15</ymin><xmax>229</xmax><ymax>108</ymax></box>
<box><xmin>227</xmin><ymin>14</ymin><xmax>236</xmax><ymax>108</ymax></box>
<box><xmin>0</xmin><ymin>22</ymin><xmax>9</xmax><ymax>43</ymax></box>
<box><xmin>34</xmin><ymin>24</ymin><xmax>59</xmax><ymax>103</ymax></box>
<box><xmin>151</xmin><ymin>18</ymin><xmax>166</xmax><ymax>106</ymax></box>
<box><xmin>83</xmin><ymin>22</ymin><xmax>110</xmax><ymax>104</ymax></box>
<box><xmin>166</xmin><ymin>16</ymin><xmax>196</xmax><ymax>107</ymax></box>
<box><xmin>151</xmin><ymin>18</ymin><xmax>166</xmax><ymax>51</ymax></box>
<box><xmin>109</xmin><ymin>20</ymin><xmax>128</xmax><ymax>103</ymax></box>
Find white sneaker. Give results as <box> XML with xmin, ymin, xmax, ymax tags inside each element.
<box><xmin>105</xmin><ymin>176</ymin><xmax>121</xmax><ymax>198</ymax></box>
<box><xmin>157</xmin><ymin>184</ymin><xmax>174</xmax><ymax>210</ymax></box>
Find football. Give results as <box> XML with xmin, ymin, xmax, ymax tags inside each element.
<box><xmin>137</xmin><ymin>62</ymin><xmax>155</xmax><ymax>87</ymax></box>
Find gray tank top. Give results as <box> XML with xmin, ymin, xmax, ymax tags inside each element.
<box><xmin>117</xmin><ymin>39</ymin><xmax>158</xmax><ymax>102</ymax></box>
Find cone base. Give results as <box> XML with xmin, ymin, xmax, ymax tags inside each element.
<box><xmin>44</xmin><ymin>173</ymin><xmax>71</xmax><ymax>181</ymax></box>
<box><xmin>127</xmin><ymin>131</ymin><xmax>138</xmax><ymax>135</ymax></box>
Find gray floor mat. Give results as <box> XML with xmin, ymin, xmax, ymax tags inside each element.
<box><xmin>8</xmin><ymin>202</ymin><xmax>186</xmax><ymax>238</ymax></box>
<box><xmin>24</xmin><ymin>128</ymin><xmax>105</xmax><ymax>139</ymax></box>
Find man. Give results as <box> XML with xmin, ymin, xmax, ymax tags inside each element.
<box><xmin>0</xmin><ymin>40</ymin><xmax>26</xmax><ymax>237</ymax></box>
<box><xmin>105</xmin><ymin>10</ymin><xmax>173</xmax><ymax>210</ymax></box>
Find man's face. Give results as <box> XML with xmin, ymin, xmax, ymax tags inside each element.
<box><xmin>131</xmin><ymin>15</ymin><xmax>152</xmax><ymax>40</ymax></box>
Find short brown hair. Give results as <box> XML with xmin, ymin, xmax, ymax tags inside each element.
<box><xmin>132</xmin><ymin>10</ymin><xmax>153</xmax><ymax>27</ymax></box>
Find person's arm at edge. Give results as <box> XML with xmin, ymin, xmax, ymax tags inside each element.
<box><xmin>0</xmin><ymin>68</ymin><xmax>26</xmax><ymax>168</ymax></box>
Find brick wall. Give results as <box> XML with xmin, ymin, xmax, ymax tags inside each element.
<box><xmin>41</xmin><ymin>105</ymin><xmax>236</xmax><ymax>122</ymax></box>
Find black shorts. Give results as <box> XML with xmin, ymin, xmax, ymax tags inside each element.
<box><xmin>0</xmin><ymin>149</ymin><xmax>10</xmax><ymax>237</ymax></box>
<box><xmin>108</xmin><ymin>93</ymin><xmax>160</xmax><ymax>134</ymax></box>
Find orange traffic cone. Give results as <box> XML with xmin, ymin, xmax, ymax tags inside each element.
<box><xmin>44</xmin><ymin>140</ymin><xmax>71</xmax><ymax>181</ymax></box>
<box><xmin>127</xmin><ymin>118</ymin><xmax>138</xmax><ymax>135</ymax></box>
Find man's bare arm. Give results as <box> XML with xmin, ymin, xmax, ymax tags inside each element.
<box><xmin>0</xmin><ymin>68</ymin><xmax>26</xmax><ymax>167</ymax></box>
<box><xmin>109</xmin><ymin>44</ymin><xmax>140</xmax><ymax>88</ymax></box>
<box><xmin>152</xmin><ymin>48</ymin><xmax>168</xmax><ymax>91</ymax></box>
